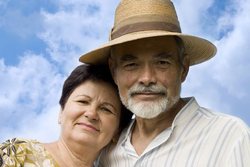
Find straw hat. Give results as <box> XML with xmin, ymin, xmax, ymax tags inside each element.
<box><xmin>79</xmin><ymin>0</ymin><xmax>217</xmax><ymax>65</ymax></box>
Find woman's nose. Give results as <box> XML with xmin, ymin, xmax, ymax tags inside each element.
<box><xmin>84</xmin><ymin>107</ymin><xmax>99</xmax><ymax>120</ymax></box>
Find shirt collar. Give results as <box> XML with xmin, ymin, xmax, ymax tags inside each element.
<box><xmin>124</xmin><ymin>119</ymin><xmax>136</xmax><ymax>142</ymax></box>
<box><xmin>122</xmin><ymin>97</ymin><xmax>199</xmax><ymax>142</ymax></box>
<box><xmin>171</xmin><ymin>97</ymin><xmax>199</xmax><ymax>129</ymax></box>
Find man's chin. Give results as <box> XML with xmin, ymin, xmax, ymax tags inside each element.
<box><xmin>126</xmin><ymin>95</ymin><xmax>181</xmax><ymax>119</ymax></box>
<box><xmin>127</xmin><ymin>101</ymin><xmax>168</xmax><ymax>119</ymax></box>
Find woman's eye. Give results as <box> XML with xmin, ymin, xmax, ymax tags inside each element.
<box><xmin>101</xmin><ymin>107</ymin><xmax>112</xmax><ymax>113</ymax></box>
<box><xmin>79</xmin><ymin>100</ymin><xmax>88</xmax><ymax>104</ymax></box>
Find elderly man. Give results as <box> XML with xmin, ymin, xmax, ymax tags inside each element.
<box><xmin>80</xmin><ymin>0</ymin><xmax>250</xmax><ymax>166</ymax></box>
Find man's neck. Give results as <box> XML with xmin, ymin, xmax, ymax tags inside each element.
<box><xmin>131</xmin><ymin>98</ymin><xmax>187</xmax><ymax>156</ymax></box>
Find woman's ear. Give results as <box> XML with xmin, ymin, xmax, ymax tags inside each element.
<box><xmin>112</xmin><ymin>127</ymin><xmax>121</xmax><ymax>143</ymax></box>
<box><xmin>112</xmin><ymin>133</ymin><xmax>119</xmax><ymax>143</ymax></box>
<box><xmin>58</xmin><ymin>108</ymin><xmax>63</xmax><ymax>125</ymax></box>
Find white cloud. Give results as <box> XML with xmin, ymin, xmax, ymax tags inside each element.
<box><xmin>1</xmin><ymin>105</ymin><xmax>61</xmax><ymax>143</ymax></box>
<box><xmin>38</xmin><ymin>0</ymin><xmax>120</xmax><ymax>67</ymax></box>
<box><xmin>39</xmin><ymin>2</ymin><xmax>109</xmax><ymax>63</ymax></box>
<box><xmin>0</xmin><ymin>53</ymin><xmax>64</xmax><ymax>143</ymax></box>
<box><xmin>175</xmin><ymin>0</ymin><xmax>215</xmax><ymax>37</ymax></box>
<box><xmin>211</xmin><ymin>0</ymin><xmax>250</xmax><ymax>99</ymax></box>
<box><xmin>178</xmin><ymin>0</ymin><xmax>250</xmax><ymax>118</ymax></box>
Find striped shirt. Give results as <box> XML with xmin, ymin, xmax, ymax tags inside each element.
<box><xmin>97</xmin><ymin>97</ymin><xmax>250</xmax><ymax>167</ymax></box>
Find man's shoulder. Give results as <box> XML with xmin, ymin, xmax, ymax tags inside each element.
<box><xmin>185</xmin><ymin>97</ymin><xmax>245</xmax><ymax>119</ymax></box>
<box><xmin>198</xmin><ymin>106</ymin><xmax>250</xmax><ymax>134</ymax></box>
<box><xmin>184</xmin><ymin>97</ymin><xmax>249</xmax><ymax>133</ymax></box>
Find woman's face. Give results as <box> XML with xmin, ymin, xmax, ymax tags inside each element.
<box><xmin>58</xmin><ymin>80</ymin><xmax>121</xmax><ymax>150</ymax></box>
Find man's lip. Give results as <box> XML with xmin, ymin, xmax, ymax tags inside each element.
<box><xmin>131</xmin><ymin>92</ymin><xmax>165</xmax><ymax>100</ymax></box>
<box><xmin>133</xmin><ymin>92</ymin><xmax>164</xmax><ymax>95</ymax></box>
<box><xmin>76</xmin><ymin>123</ymin><xmax>99</xmax><ymax>131</ymax></box>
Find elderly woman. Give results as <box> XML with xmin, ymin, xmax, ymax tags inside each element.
<box><xmin>0</xmin><ymin>64</ymin><xmax>132</xmax><ymax>167</ymax></box>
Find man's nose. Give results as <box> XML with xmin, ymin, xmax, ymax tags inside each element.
<box><xmin>138</xmin><ymin>65</ymin><xmax>156</xmax><ymax>86</ymax></box>
<box><xmin>84</xmin><ymin>107</ymin><xmax>99</xmax><ymax>120</ymax></box>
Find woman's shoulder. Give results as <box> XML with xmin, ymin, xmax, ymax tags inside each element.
<box><xmin>1</xmin><ymin>138</ymin><xmax>42</xmax><ymax>153</ymax></box>
<box><xmin>1</xmin><ymin>138</ymin><xmax>34</xmax><ymax>154</ymax></box>
<box><xmin>0</xmin><ymin>138</ymin><xmax>59</xmax><ymax>167</ymax></box>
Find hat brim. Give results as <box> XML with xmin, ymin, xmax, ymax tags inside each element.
<box><xmin>79</xmin><ymin>30</ymin><xmax>217</xmax><ymax>66</ymax></box>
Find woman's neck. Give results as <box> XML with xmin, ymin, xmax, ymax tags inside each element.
<box><xmin>43</xmin><ymin>136</ymin><xmax>101</xmax><ymax>167</ymax></box>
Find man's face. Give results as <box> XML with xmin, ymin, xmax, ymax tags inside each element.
<box><xmin>109</xmin><ymin>36</ymin><xmax>189</xmax><ymax>119</ymax></box>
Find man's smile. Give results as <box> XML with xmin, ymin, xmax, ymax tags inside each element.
<box><xmin>132</xmin><ymin>92</ymin><xmax>165</xmax><ymax>100</ymax></box>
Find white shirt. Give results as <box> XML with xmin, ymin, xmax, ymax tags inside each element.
<box><xmin>97</xmin><ymin>97</ymin><xmax>250</xmax><ymax>167</ymax></box>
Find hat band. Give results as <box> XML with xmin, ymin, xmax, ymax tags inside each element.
<box><xmin>111</xmin><ymin>21</ymin><xmax>181</xmax><ymax>40</ymax></box>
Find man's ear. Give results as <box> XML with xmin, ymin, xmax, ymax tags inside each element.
<box><xmin>181</xmin><ymin>54</ymin><xmax>190</xmax><ymax>83</ymax></box>
<box><xmin>108</xmin><ymin>57</ymin><xmax>117</xmax><ymax>85</ymax></box>
<box><xmin>58</xmin><ymin>108</ymin><xmax>63</xmax><ymax>125</ymax></box>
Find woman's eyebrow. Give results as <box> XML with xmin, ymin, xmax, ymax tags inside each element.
<box><xmin>75</xmin><ymin>94</ymin><xmax>91</xmax><ymax>99</ymax></box>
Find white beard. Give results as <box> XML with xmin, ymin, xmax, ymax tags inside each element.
<box><xmin>120</xmin><ymin>84</ymin><xmax>181</xmax><ymax>119</ymax></box>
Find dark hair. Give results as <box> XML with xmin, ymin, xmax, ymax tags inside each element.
<box><xmin>59</xmin><ymin>64</ymin><xmax>133</xmax><ymax>139</ymax></box>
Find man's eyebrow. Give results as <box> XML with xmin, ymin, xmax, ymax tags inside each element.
<box><xmin>153</xmin><ymin>52</ymin><xmax>172</xmax><ymax>59</ymax></box>
<box><xmin>119</xmin><ymin>55</ymin><xmax>138</xmax><ymax>63</ymax></box>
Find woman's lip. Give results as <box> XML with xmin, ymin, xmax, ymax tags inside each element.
<box><xmin>76</xmin><ymin>123</ymin><xmax>99</xmax><ymax>132</ymax></box>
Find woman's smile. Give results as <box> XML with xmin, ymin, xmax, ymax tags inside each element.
<box><xmin>76</xmin><ymin>122</ymin><xmax>99</xmax><ymax>132</ymax></box>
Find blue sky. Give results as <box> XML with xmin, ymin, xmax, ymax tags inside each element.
<box><xmin>0</xmin><ymin>0</ymin><xmax>250</xmax><ymax>143</ymax></box>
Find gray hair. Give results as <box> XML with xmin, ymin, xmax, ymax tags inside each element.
<box><xmin>173</xmin><ymin>36</ymin><xmax>185</xmax><ymax>65</ymax></box>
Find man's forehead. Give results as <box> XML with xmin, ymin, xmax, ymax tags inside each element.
<box><xmin>119</xmin><ymin>52</ymin><xmax>173</xmax><ymax>61</ymax></box>
<box><xmin>113</xmin><ymin>36</ymin><xmax>178</xmax><ymax>58</ymax></box>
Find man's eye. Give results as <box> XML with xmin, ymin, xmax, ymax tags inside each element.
<box><xmin>125</xmin><ymin>63</ymin><xmax>137</xmax><ymax>67</ymax></box>
<box><xmin>158</xmin><ymin>61</ymin><xmax>169</xmax><ymax>65</ymax></box>
<box><xmin>124</xmin><ymin>63</ymin><xmax>139</xmax><ymax>70</ymax></box>
<box><xmin>156</xmin><ymin>61</ymin><xmax>171</xmax><ymax>68</ymax></box>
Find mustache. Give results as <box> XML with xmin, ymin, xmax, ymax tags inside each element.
<box><xmin>128</xmin><ymin>85</ymin><xmax>167</xmax><ymax>96</ymax></box>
